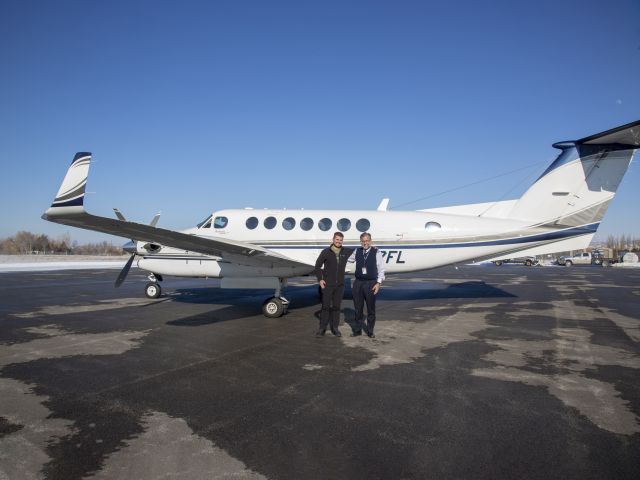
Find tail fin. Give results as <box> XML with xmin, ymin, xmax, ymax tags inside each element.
<box><xmin>46</xmin><ymin>152</ymin><xmax>91</xmax><ymax>212</ymax></box>
<box><xmin>508</xmin><ymin>121</ymin><xmax>640</xmax><ymax>226</ymax></box>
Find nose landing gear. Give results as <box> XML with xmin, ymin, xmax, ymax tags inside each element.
<box><xmin>144</xmin><ymin>273</ymin><xmax>163</xmax><ymax>299</ymax></box>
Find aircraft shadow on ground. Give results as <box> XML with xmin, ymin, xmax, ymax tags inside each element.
<box><xmin>165</xmin><ymin>285</ymin><xmax>321</xmax><ymax>327</ymax></box>
<box><xmin>165</xmin><ymin>280</ymin><xmax>515</xmax><ymax>327</ymax></box>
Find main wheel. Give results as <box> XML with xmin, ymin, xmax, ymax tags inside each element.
<box><xmin>262</xmin><ymin>297</ymin><xmax>285</xmax><ymax>318</ymax></box>
<box><xmin>145</xmin><ymin>282</ymin><xmax>162</xmax><ymax>299</ymax></box>
<box><xmin>525</xmin><ymin>259</ymin><xmax>532</xmax><ymax>266</ymax></box>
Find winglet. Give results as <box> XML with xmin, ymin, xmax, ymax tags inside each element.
<box><xmin>42</xmin><ymin>152</ymin><xmax>91</xmax><ymax>219</ymax></box>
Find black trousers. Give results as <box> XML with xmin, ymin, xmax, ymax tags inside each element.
<box><xmin>319</xmin><ymin>283</ymin><xmax>344</xmax><ymax>331</ymax></box>
<box><xmin>352</xmin><ymin>279</ymin><xmax>377</xmax><ymax>333</ymax></box>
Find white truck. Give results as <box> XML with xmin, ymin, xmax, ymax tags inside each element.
<box><xmin>558</xmin><ymin>250</ymin><xmax>617</xmax><ymax>267</ymax></box>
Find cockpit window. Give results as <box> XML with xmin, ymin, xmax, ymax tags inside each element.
<box><xmin>214</xmin><ymin>216</ymin><xmax>228</xmax><ymax>229</ymax></box>
<box><xmin>197</xmin><ymin>215</ymin><xmax>213</xmax><ymax>228</ymax></box>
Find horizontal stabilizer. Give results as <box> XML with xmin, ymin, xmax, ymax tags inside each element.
<box><xmin>573</xmin><ymin>119</ymin><xmax>640</xmax><ymax>147</ymax></box>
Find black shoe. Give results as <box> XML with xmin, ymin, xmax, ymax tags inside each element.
<box><xmin>331</xmin><ymin>329</ymin><xmax>342</xmax><ymax>337</ymax></box>
<box><xmin>367</xmin><ymin>331</ymin><xmax>375</xmax><ymax>338</ymax></box>
<box><xmin>350</xmin><ymin>330</ymin><xmax>362</xmax><ymax>337</ymax></box>
<box><xmin>315</xmin><ymin>329</ymin><xmax>326</xmax><ymax>337</ymax></box>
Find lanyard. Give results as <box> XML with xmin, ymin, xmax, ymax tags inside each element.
<box><xmin>362</xmin><ymin>248</ymin><xmax>371</xmax><ymax>263</ymax></box>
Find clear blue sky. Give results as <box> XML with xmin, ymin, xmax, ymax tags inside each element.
<box><xmin>1</xmin><ymin>0</ymin><xmax>639</xmax><ymax>244</ymax></box>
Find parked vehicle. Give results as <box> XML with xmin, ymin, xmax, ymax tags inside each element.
<box><xmin>493</xmin><ymin>256</ymin><xmax>539</xmax><ymax>267</ymax></box>
<box><xmin>557</xmin><ymin>251</ymin><xmax>618</xmax><ymax>267</ymax></box>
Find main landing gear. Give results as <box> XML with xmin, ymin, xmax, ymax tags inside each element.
<box><xmin>262</xmin><ymin>278</ymin><xmax>289</xmax><ymax>318</ymax></box>
<box><xmin>144</xmin><ymin>273</ymin><xmax>163</xmax><ymax>299</ymax></box>
<box><xmin>142</xmin><ymin>273</ymin><xmax>290</xmax><ymax>317</ymax></box>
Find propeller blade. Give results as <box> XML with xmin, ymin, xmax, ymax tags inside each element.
<box><xmin>115</xmin><ymin>253</ymin><xmax>136</xmax><ymax>288</ymax></box>
<box><xmin>113</xmin><ymin>208</ymin><xmax>126</xmax><ymax>221</ymax></box>
<box><xmin>149</xmin><ymin>212</ymin><xmax>161</xmax><ymax>227</ymax></box>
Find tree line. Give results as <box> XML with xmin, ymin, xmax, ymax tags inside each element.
<box><xmin>601</xmin><ymin>234</ymin><xmax>640</xmax><ymax>252</ymax></box>
<box><xmin>0</xmin><ymin>231</ymin><xmax>124</xmax><ymax>255</ymax></box>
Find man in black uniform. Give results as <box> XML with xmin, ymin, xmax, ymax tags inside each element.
<box><xmin>314</xmin><ymin>232</ymin><xmax>354</xmax><ymax>337</ymax></box>
<box><xmin>350</xmin><ymin>232</ymin><xmax>385</xmax><ymax>338</ymax></box>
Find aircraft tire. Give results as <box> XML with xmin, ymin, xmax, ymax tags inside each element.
<box><xmin>145</xmin><ymin>282</ymin><xmax>162</xmax><ymax>299</ymax></box>
<box><xmin>525</xmin><ymin>259</ymin><xmax>532</xmax><ymax>266</ymax></box>
<box><xmin>262</xmin><ymin>297</ymin><xmax>284</xmax><ymax>318</ymax></box>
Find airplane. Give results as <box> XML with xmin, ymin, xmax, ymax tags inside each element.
<box><xmin>42</xmin><ymin>120</ymin><xmax>640</xmax><ymax>317</ymax></box>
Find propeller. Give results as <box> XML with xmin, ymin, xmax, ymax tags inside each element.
<box><xmin>115</xmin><ymin>251</ymin><xmax>136</xmax><ymax>287</ymax></box>
<box><xmin>114</xmin><ymin>209</ymin><xmax>161</xmax><ymax>288</ymax></box>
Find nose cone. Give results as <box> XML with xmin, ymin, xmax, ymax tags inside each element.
<box><xmin>122</xmin><ymin>241</ymin><xmax>137</xmax><ymax>254</ymax></box>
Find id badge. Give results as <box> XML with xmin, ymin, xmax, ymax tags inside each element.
<box><xmin>361</xmin><ymin>267</ymin><xmax>367</xmax><ymax>275</ymax></box>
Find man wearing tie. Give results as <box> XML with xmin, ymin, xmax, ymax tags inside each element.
<box><xmin>349</xmin><ymin>232</ymin><xmax>385</xmax><ymax>338</ymax></box>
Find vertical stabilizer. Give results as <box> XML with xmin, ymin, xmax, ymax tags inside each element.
<box><xmin>508</xmin><ymin>121</ymin><xmax>639</xmax><ymax>226</ymax></box>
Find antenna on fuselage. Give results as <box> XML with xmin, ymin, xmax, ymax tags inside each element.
<box><xmin>377</xmin><ymin>198</ymin><xmax>390</xmax><ymax>211</ymax></box>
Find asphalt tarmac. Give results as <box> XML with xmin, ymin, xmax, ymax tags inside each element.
<box><xmin>1</xmin><ymin>265</ymin><xmax>639</xmax><ymax>480</ymax></box>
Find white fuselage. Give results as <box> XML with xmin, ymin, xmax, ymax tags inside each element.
<box><xmin>136</xmin><ymin>208</ymin><xmax>595</xmax><ymax>279</ymax></box>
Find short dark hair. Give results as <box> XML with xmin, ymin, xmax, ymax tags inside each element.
<box><xmin>360</xmin><ymin>232</ymin><xmax>371</xmax><ymax>240</ymax></box>
<box><xmin>333</xmin><ymin>232</ymin><xmax>344</xmax><ymax>239</ymax></box>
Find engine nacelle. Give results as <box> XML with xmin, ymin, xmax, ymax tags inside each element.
<box><xmin>142</xmin><ymin>243</ymin><xmax>162</xmax><ymax>254</ymax></box>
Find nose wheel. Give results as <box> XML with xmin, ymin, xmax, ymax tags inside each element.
<box><xmin>145</xmin><ymin>282</ymin><xmax>162</xmax><ymax>299</ymax></box>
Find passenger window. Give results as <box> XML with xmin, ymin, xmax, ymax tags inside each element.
<box><xmin>356</xmin><ymin>218</ymin><xmax>370</xmax><ymax>232</ymax></box>
<box><xmin>246</xmin><ymin>217</ymin><xmax>258</xmax><ymax>230</ymax></box>
<box><xmin>300</xmin><ymin>217</ymin><xmax>314</xmax><ymax>231</ymax></box>
<box><xmin>264</xmin><ymin>216</ymin><xmax>277</xmax><ymax>229</ymax></box>
<box><xmin>214</xmin><ymin>216</ymin><xmax>228</xmax><ymax>229</ymax></box>
<box><xmin>282</xmin><ymin>217</ymin><xmax>296</xmax><ymax>230</ymax></box>
<box><xmin>337</xmin><ymin>218</ymin><xmax>351</xmax><ymax>232</ymax></box>
<box><xmin>425</xmin><ymin>221</ymin><xmax>441</xmax><ymax>232</ymax></box>
<box><xmin>319</xmin><ymin>218</ymin><xmax>332</xmax><ymax>231</ymax></box>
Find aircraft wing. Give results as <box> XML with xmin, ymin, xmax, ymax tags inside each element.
<box><xmin>42</xmin><ymin>153</ymin><xmax>313</xmax><ymax>270</ymax></box>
